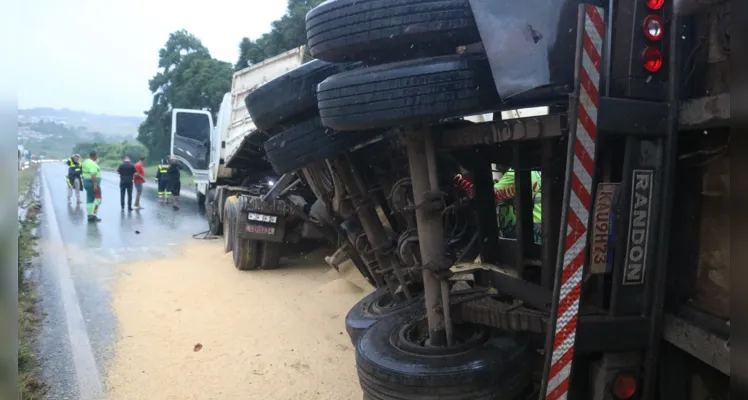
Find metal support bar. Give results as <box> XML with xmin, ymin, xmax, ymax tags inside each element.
<box><xmin>334</xmin><ymin>156</ymin><xmax>412</xmax><ymax>299</ymax></box>
<box><xmin>513</xmin><ymin>144</ymin><xmax>535</xmax><ymax>275</ymax></box>
<box><xmin>662</xmin><ymin>313</ymin><xmax>730</xmax><ymax>376</ymax></box>
<box><xmin>405</xmin><ymin>125</ymin><xmax>447</xmax><ymax>346</ymax></box>
<box><xmin>261</xmin><ymin>172</ymin><xmax>296</xmax><ymax>203</ymax></box>
<box><xmin>424</xmin><ymin>133</ymin><xmax>454</xmax><ymax>346</ymax></box>
<box><xmin>597</xmin><ymin>97</ymin><xmax>669</xmax><ymax>136</ymax></box>
<box><xmin>487</xmin><ymin>268</ymin><xmax>553</xmax><ymax>311</ymax></box>
<box><xmin>470</xmin><ymin>152</ymin><xmax>501</xmax><ymax>265</ymax></box>
<box><xmin>541</xmin><ymin>140</ymin><xmax>562</xmax><ymax>290</ymax></box>
<box><xmin>641</xmin><ymin>13</ymin><xmax>686</xmax><ymax>399</ymax></box>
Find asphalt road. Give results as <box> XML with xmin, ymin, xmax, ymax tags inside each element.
<box><xmin>35</xmin><ymin>163</ymin><xmax>208</xmax><ymax>399</ymax></box>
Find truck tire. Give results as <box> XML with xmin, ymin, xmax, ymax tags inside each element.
<box><xmin>197</xmin><ymin>191</ymin><xmax>206</xmax><ymax>214</ymax></box>
<box><xmin>264</xmin><ymin>117</ymin><xmax>371</xmax><ymax>174</ymax></box>
<box><xmin>306</xmin><ymin>0</ymin><xmax>480</xmax><ymax>63</ymax></box>
<box><xmin>234</xmin><ymin>237</ymin><xmax>261</xmax><ymax>271</ymax></box>
<box><xmin>356</xmin><ymin>310</ymin><xmax>534</xmax><ymax>400</ymax></box>
<box><xmin>345</xmin><ymin>287</ymin><xmax>423</xmax><ymax>345</ymax></box>
<box><xmin>259</xmin><ymin>242</ymin><xmax>283</xmax><ymax>270</ymax></box>
<box><xmin>318</xmin><ymin>54</ymin><xmax>500</xmax><ymax>131</ymax></box>
<box><xmin>233</xmin><ymin>198</ymin><xmax>261</xmax><ymax>270</ymax></box>
<box><xmin>245</xmin><ymin>59</ymin><xmax>360</xmax><ymax>131</ymax></box>
<box><xmin>206</xmin><ymin>189</ymin><xmax>223</xmax><ymax>236</ymax></box>
<box><xmin>223</xmin><ymin>196</ymin><xmax>239</xmax><ymax>253</ymax></box>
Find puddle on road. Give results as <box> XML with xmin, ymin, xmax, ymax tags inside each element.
<box><xmin>107</xmin><ymin>240</ymin><xmax>371</xmax><ymax>400</ymax></box>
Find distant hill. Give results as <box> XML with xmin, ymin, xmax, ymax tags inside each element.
<box><xmin>18</xmin><ymin>108</ymin><xmax>143</xmax><ymax>138</ymax></box>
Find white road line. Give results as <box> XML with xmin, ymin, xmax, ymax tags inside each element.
<box><xmin>41</xmin><ymin>170</ymin><xmax>105</xmax><ymax>400</ymax></box>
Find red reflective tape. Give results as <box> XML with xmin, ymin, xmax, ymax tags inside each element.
<box><xmin>570</xmin><ymin>173</ymin><xmax>592</xmax><ymax>210</ymax></box>
<box><xmin>577</xmin><ymin>102</ymin><xmax>598</xmax><ymax>144</ymax></box>
<box><xmin>582</xmin><ymin>32</ymin><xmax>602</xmax><ymax>73</ymax></box>
<box><xmin>574</xmin><ymin>139</ymin><xmax>595</xmax><ymax>178</ymax></box>
<box><xmin>546</xmin><ymin>6</ymin><xmax>604</xmax><ymax>399</ymax></box>
<box><xmin>552</xmin><ymin>313</ymin><xmax>579</xmax><ymax>350</ymax></box>
<box><xmin>547</xmin><ymin>376</ymin><xmax>571</xmax><ymax>400</ymax></box>
<box><xmin>580</xmin><ymin>67</ymin><xmax>600</xmax><ymax>106</ymax></box>
<box><xmin>556</xmin><ymin>279</ymin><xmax>583</xmax><ymax>318</ymax></box>
<box><xmin>585</xmin><ymin>5</ymin><xmax>605</xmax><ymax>39</ymax></box>
<box><xmin>564</xmin><ymin>213</ymin><xmax>586</xmax><ymax>250</ymax></box>
<box><xmin>549</xmin><ymin>345</ymin><xmax>576</xmax><ymax>382</ymax></box>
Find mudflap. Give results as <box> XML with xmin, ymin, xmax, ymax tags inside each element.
<box><xmin>238</xmin><ymin>195</ymin><xmax>293</xmax><ymax>243</ymax></box>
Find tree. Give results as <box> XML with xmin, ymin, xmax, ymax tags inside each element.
<box><xmin>138</xmin><ymin>30</ymin><xmax>232</xmax><ymax>160</ymax></box>
<box><xmin>234</xmin><ymin>0</ymin><xmax>325</xmax><ymax>70</ymax></box>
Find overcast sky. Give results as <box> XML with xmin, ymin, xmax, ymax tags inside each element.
<box><xmin>17</xmin><ymin>0</ymin><xmax>287</xmax><ymax>117</ymax></box>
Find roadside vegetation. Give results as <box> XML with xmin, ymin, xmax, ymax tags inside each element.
<box><xmin>17</xmin><ymin>164</ymin><xmax>46</xmax><ymax>399</ymax></box>
<box><xmin>138</xmin><ymin>0</ymin><xmax>323</xmax><ymax>160</ymax></box>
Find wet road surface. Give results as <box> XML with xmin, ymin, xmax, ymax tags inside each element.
<box><xmin>35</xmin><ymin>163</ymin><xmax>207</xmax><ymax>399</ymax></box>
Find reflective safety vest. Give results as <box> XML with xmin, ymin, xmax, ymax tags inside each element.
<box><xmin>156</xmin><ymin>164</ymin><xmax>169</xmax><ymax>181</ymax></box>
<box><xmin>68</xmin><ymin>158</ymin><xmax>82</xmax><ymax>174</ymax></box>
<box><xmin>494</xmin><ymin>169</ymin><xmax>542</xmax><ymax>225</ymax></box>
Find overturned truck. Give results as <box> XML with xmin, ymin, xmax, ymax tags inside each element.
<box><xmin>171</xmin><ymin>47</ymin><xmax>335</xmax><ymax>270</ymax></box>
<box><xmin>210</xmin><ymin>0</ymin><xmax>731</xmax><ymax>397</ymax></box>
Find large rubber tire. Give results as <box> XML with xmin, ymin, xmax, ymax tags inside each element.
<box><xmin>197</xmin><ymin>191</ymin><xmax>206</xmax><ymax>215</ymax></box>
<box><xmin>306</xmin><ymin>0</ymin><xmax>480</xmax><ymax>63</ymax></box>
<box><xmin>223</xmin><ymin>196</ymin><xmax>238</xmax><ymax>253</ymax></box>
<box><xmin>259</xmin><ymin>241</ymin><xmax>283</xmax><ymax>270</ymax></box>
<box><xmin>245</xmin><ymin>59</ymin><xmax>360</xmax><ymax>131</ymax></box>
<box><xmin>356</xmin><ymin>310</ymin><xmax>534</xmax><ymax>399</ymax></box>
<box><xmin>318</xmin><ymin>54</ymin><xmax>501</xmax><ymax>131</ymax></box>
<box><xmin>234</xmin><ymin>237</ymin><xmax>261</xmax><ymax>271</ymax></box>
<box><xmin>206</xmin><ymin>189</ymin><xmax>223</xmax><ymax>236</ymax></box>
<box><xmin>232</xmin><ymin>201</ymin><xmax>261</xmax><ymax>271</ymax></box>
<box><xmin>264</xmin><ymin>117</ymin><xmax>372</xmax><ymax>174</ymax></box>
<box><xmin>345</xmin><ymin>288</ymin><xmax>423</xmax><ymax>345</ymax></box>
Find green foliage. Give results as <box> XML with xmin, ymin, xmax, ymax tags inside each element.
<box><xmin>235</xmin><ymin>0</ymin><xmax>324</xmax><ymax>70</ymax></box>
<box><xmin>19</xmin><ymin>121</ymin><xmax>124</xmax><ymax>159</ymax></box>
<box><xmin>17</xmin><ymin>165</ymin><xmax>47</xmax><ymax>399</ymax></box>
<box><xmin>73</xmin><ymin>141</ymin><xmax>149</xmax><ymax>166</ymax></box>
<box><xmin>138</xmin><ymin>30</ymin><xmax>233</xmax><ymax>159</ymax></box>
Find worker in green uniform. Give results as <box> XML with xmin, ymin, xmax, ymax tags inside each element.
<box><xmin>155</xmin><ymin>158</ymin><xmax>171</xmax><ymax>203</ymax></box>
<box><xmin>81</xmin><ymin>150</ymin><xmax>102</xmax><ymax>222</ymax></box>
<box><xmin>494</xmin><ymin>168</ymin><xmax>542</xmax><ymax>243</ymax></box>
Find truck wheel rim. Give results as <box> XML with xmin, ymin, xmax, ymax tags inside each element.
<box><xmin>394</xmin><ymin>317</ymin><xmax>488</xmax><ymax>355</ymax></box>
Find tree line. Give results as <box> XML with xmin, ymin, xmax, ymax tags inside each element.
<box><xmin>72</xmin><ymin>141</ymin><xmax>149</xmax><ymax>168</ymax></box>
<box><xmin>137</xmin><ymin>0</ymin><xmax>324</xmax><ymax>159</ymax></box>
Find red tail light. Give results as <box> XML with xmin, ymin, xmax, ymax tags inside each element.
<box><xmin>642</xmin><ymin>15</ymin><xmax>664</xmax><ymax>40</ymax></box>
<box><xmin>645</xmin><ymin>0</ymin><xmax>664</xmax><ymax>11</ymax></box>
<box><xmin>611</xmin><ymin>374</ymin><xmax>638</xmax><ymax>399</ymax></box>
<box><xmin>641</xmin><ymin>47</ymin><xmax>663</xmax><ymax>72</ymax></box>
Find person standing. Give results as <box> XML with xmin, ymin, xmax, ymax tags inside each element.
<box><xmin>167</xmin><ymin>156</ymin><xmax>182</xmax><ymax>211</ymax></box>
<box><xmin>117</xmin><ymin>156</ymin><xmax>136</xmax><ymax>211</ymax></box>
<box><xmin>155</xmin><ymin>158</ymin><xmax>170</xmax><ymax>203</ymax></box>
<box><xmin>493</xmin><ymin>168</ymin><xmax>543</xmax><ymax>243</ymax></box>
<box><xmin>81</xmin><ymin>151</ymin><xmax>102</xmax><ymax>222</ymax></box>
<box><xmin>133</xmin><ymin>156</ymin><xmax>146</xmax><ymax>210</ymax></box>
<box><xmin>66</xmin><ymin>154</ymin><xmax>83</xmax><ymax>204</ymax></box>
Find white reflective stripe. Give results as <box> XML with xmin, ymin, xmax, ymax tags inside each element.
<box><xmin>546</xmin><ymin>360</ymin><xmax>572</xmax><ymax>395</ymax></box>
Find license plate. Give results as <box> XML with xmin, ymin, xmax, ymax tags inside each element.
<box><xmin>247</xmin><ymin>212</ymin><xmax>278</xmax><ymax>223</ymax></box>
<box><xmin>246</xmin><ymin>224</ymin><xmax>276</xmax><ymax>235</ymax></box>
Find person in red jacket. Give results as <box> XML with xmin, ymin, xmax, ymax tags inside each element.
<box><xmin>133</xmin><ymin>156</ymin><xmax>146</xmax><ymax>210</ymax></box>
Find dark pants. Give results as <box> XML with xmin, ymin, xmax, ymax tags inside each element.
<box><xmin>158</xmin><ymin>179</ymin><xmax>170</xmax><ymax>196</ymax></box>
<box><xmin>120</xmin><ymin>181</ymin><xmax>133</xmax><ymax>209</ymax></box>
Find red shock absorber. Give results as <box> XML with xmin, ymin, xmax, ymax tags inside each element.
<box><xmin>453</xmin><ymin>174</ymin><xmax>474</xmax><ymax>198</ymax></box>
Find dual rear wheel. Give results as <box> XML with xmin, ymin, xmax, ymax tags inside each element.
<box><xmin>222</xmin><ymin>195</ymin><xmax>283</xmax><ymax>270</ymax></box>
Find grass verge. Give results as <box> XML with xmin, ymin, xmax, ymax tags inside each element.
<box><xmin>18</xmin><ymin>164</ymin><xmax>46</xmax><ymax>399</ymax></box>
